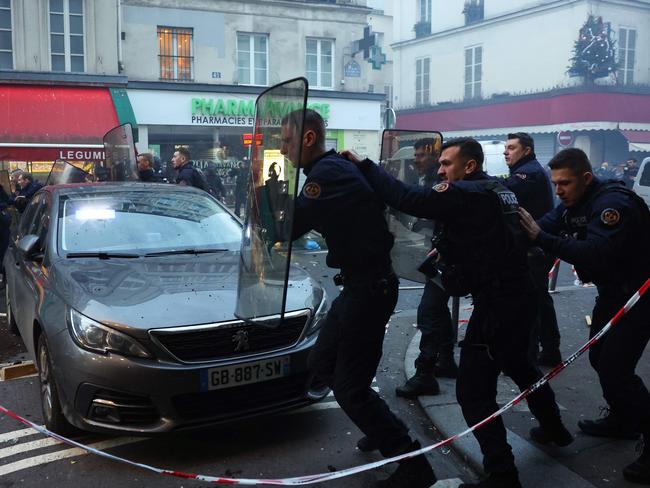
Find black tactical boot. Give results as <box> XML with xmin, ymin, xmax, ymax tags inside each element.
<box><xmin>356</xmin><ymin>436</ymin><xmax>380</xmax><ymax>452</ymax></box>
<box><xmin>537</xmin><ymin>348</ymin><xmax>562</xmax><ymax>368</ymax></box>
<box><xmin>578</xmin><ymin>408</ymin><xmax>640</xmax><ymax>439</ymax></box>
<box><xmin>396</xmin><ymin>368</ymin><xmax>440</xmax><ymax>398</ymax></box>
<box><xmin>529</xmin><ymin>420</ymin><xmax>574</xmax><ymax>447</ymax></box>
<box><xmin>459</xmin><ymin>469</ymin><xmax>522</xmax><ymax>488</ymax></box>
<box><xmin>434</xmin><ymin>351</ymin><xmax>458</xmax><ymax>379</ymax></box>
<box><xmin>624</xmin><ymin>436</ymin><xmax>650</xmax><ymax>485</ymax></box>
<box><xmin>375</xmin><ymin>441</ymin><xmax>436</xmax><ymax>488</ymax></box>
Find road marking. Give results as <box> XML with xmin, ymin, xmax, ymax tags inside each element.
<box><xmin>0</xmin><ymin>427</ymin><xmax>39</xmax><ymax>444</ymax></box>
<box><xmin>0</xmin><ymin>437</ymin><xmax>61</xmax><ymax>459</ymax></box>
<box><xmin>0</xmin><ymin>437</ymin><xmax>145</xmax><ymax>477</ymax></box>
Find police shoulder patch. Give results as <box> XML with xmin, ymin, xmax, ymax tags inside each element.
<box><xmin>303</xmin><ymin>182</ymin><xmax>322</xmax><ymax>199</ymax></box>
<box><xmin>600</xmin><ymin>208</ymin><xmax>621</xmax><ymax>226</ymax></box>
<box><xmin>515</xmin><ymin>173</ymin><xmax>527</xmax><ymax>180</ymax></box>
<box><xmin>433</xmin><ymin>182</ymin><xmax>449</xmax><ymax>193</ymax></box>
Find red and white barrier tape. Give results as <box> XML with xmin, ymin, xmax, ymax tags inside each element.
<box><xmin>547</xmin><ymin>258</ymin><xmax>560</xmax><ymax>280</ymax></box>
<box><xmin>2</xmin><ymin>278</ymin><xmax>649</xmax><ymax>486</ymax></box>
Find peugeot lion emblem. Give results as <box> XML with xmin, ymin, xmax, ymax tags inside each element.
<box><xmin>232</xmin><ymin>330</ymin><xmax>250</xmax><ymax>352</ymax></box>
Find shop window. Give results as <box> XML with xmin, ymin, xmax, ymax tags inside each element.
<box><xmin>49</xmin><ymin>0</ymin><xmax>84</xmax><ymax>72</ymax></box>
<box><xmin>237</xmin><ymin>33</ymin><xmax>268</xmax><ymax>86</ymax></box>
<box><xmin>0</xmin><ymin>0</ymin><xmax>12</xmax><ymax>69</ymax></box>
<box><xmin>306</xmin><ymin>38</ymin><xmax>334</xmax><ymax>89</ymax></box>
<box><xmin>618</xmin><ymin>27</ymin><xmax>636</xmax><ymax>85</ymax></box>
<box><xmin>415</xmin><ymin>57</ymin><xmax>430</xmax><ymax>106</ymax></box>
<box><xmin>158</xmin><ymin>26</ymin><xmax>193</xmax><ymax>81</ymax></box>
<box><xmin>464</xmin><ymin>45</ymin><xmax>482</xmax><ymax>100</ymax></box>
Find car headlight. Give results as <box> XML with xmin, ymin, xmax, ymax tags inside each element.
<box><xmin>306</xmin><ymin>290</ymin><xmax>329</xmax><ymax>335</ymax></box>
<box><xmin>67</xmin><ymin>308</ymin><xmax>152</xmax><ymax>359</ymax></box>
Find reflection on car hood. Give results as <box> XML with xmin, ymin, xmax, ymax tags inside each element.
<box><xmin>50</xmin><ymin>252</ymin><xmax>319</xmax><ymax>330</ymax></box>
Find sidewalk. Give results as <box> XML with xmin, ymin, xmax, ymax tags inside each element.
<box><xmin>398</xmin><ymin>284</ymin><xmax>649</xmax><ymax>488</ymax></box>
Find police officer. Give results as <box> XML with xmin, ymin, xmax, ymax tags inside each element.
<box><xmin>349</xmin><ymin>138</ymin><xmax>572</xmax><ymax>488</ymax></box>
<box><xmin>280</xmin><ymin>109</ymin><xmax>435</xmax><ymax>488</ymax></box>
<box><xmin>171</xmin><ymin>147</ymin><xmax>209</xmax><ymax>191</ymax></box>
<box><xmin>500</xmin><ymin>132</ymin><xmax>561</xmax><ymax>367</ymax></box>
<box><xmin>136</xmin><ymin>153</ymin><xmax>160</xmax><ymax>182</ymax></box>
<box><xmin>396</xmin><ymin>138</ymin><xmax>457</xmax><ymax>400</ymax></box>
<box><xmin>519</xmin><ymin>148</ymin><xmax>650</xmax><ymax>485</ymax></box>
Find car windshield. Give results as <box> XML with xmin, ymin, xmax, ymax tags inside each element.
<box><xmin>57</xmin><ymin>189</ymin><xmax>242</xmax><ymax>255</ymax></box>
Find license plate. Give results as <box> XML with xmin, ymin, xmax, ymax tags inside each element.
<box><xmin>201</xmin><ymin>356</ymin><xmax>290</xmax><ymax>391</ymax></box>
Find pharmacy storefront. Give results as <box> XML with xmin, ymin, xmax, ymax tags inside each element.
<box><xmin>127</xmin><ymin>86</ymin><xmax>385</xmax><ymax>181</ymax></box>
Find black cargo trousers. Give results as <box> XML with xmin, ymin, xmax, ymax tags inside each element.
<box><xmin>307</xmin><ymin>269</ymin><xmax>412</xmax><ymax>456</ymax></box>
<box><xmin>415</xmin><ymin>279</ymin><xmax>454</xmax><ymax>369</ymax></box>
<box><xmin>456</xmin><ymin>282</ymin><xmax>564</xmax><ymax>475</ymax></box>
<box><xmin>589</xmin><ymin>286</ymin><xmax>650</xmax><ymax>435</ymax></box>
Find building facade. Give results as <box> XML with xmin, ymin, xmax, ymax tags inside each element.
<box><xmin>0</xmin><ymin>0</ymin><xmax>136</xmax><ymax>180</ymax></box>
<box><xmin>121</xmin><ymin>0</ymin><xmax>392</xmax><ymax>175</ymax></box>
<box><xmin>392</xmin><ymin>0</ymin><xmax>650</xmax><ymax>166</ymax></box>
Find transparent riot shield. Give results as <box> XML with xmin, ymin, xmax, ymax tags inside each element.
<box><xmin>102</xmin><ymin>123</ymin><xmax>138</xmax><ymax>182</ymax></box>
<box><xmin>235</xmin><ymin>77</ymin><xmax>308</xmax><ymax>325</ymax></box>
<box><xmin>45</xmin><ymin>159</ymin><xmax>94</xmax><ymax>186</ymax></box>
<box><xmin>380</xmin><ymin>129</ymin><xmax>443</xmax><ymax>283</ymax></box>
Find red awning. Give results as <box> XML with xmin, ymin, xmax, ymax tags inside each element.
<box><xmin>397</xmin><ymin>92</ymin><xmax>650</xmax><ymax>133</ymax></box>
<box><xmin>0</xmin><ymin>85</ymin><xmax>119</xmax><ymax>145</ymax></box>
<box><xmin>620</xmin><ymin>130</ymin><xmax>650</xmax><ymax>144</ymax></box>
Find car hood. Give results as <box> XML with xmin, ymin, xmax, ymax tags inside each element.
<box><xmin>50</xmin><ymin>252</ymin><xmax>321</xmax><ymax>332</ymax></box>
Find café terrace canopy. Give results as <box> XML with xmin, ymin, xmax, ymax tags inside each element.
<box><xmin>396</xmin><ymin>91</ymin><xmax>650</xmax><ymax>146</ymax></box>
<box><xmin>0</xmin><ymin>85</ymin><xmax>137</xmax><ymax>161</ymax></box>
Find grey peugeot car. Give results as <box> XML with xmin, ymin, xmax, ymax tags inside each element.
<box><xmin>3</xmin><ymin>182</ymin><xmax>329</xmax><ymax>435</ymax></box>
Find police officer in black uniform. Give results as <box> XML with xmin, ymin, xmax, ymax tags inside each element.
<box><xmin>172</xmin><ymin>147</ymin><xmax>209</xmax><ymax>191</ymax></box>
<box><xmin>350</xmin><ymin>138</ymin><xmax>572</xmax><ymax>488</ymax></box>
<box><xmin>396</xmin><ymin>137</ymin><xmax>457</xmax><ymax>400</ymax></box>
<box><xmin>520</xmin><ymin>148</ymin><xmax>650</xmax><ymax>485</ymax></box>
<box><xmin>499</xmin><ymin>132</ymin><xmax>561</xmax><ymax>367</ymax></box>
<box><xmin>280</xmin><ymin>109</ymin><xmax>436</xmax><ymax>488</ymax></box>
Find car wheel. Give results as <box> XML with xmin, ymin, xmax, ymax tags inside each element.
<box><xmin>37</xmin><ymin>334</ymin><xmax>74</xmax><ymax>435</ymax></box>
<box><xmin>5</xmin><ymin>284</ymin><xmax>18</xmax><ymax>335</ymax></box>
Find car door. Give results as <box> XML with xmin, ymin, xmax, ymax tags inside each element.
<box><xmin>11</xmin><ymin>193</ymin><xmax>49</xmax><ymax>351</ymax></box>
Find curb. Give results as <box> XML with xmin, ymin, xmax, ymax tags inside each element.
<box><xmin>402</xmin><ymin>321</ymin><xmax>597</xmax><ymax>488</ymax></box>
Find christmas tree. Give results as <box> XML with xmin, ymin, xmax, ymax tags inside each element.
<box><xmin>568</xmin><ymin>15</ymin><xmax>618</xmax><ymax>82</ymax></box>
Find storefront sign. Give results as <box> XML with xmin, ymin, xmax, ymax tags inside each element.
<box><xmin>59</xmin><ymin>149</ymin><xmax>106</xmax><ymax>161</ymax></box>
<box><xmin>190</xmin><ymin>97</ymin><xmax>331</xmax><ymax>126</ymax></box>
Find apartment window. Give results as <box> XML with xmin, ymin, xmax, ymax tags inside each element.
<box><xmin>158</xmin><ymin>26</ymin><xmax>193</xmax><ymax>81</ymax></box>
<box><xmin>49</xmin><ymin>0</ymin><xmax>84</xmax><ymax>72</ymax></box>
<box><xmin>306</xmin><ymin>38</ymin><xmax>333</xmax><ymax>89</ymax></box>
<box><xmin>419</xmin><ymin>0</ymin><xmax>431</xmax><ymax>22</ymax></box>
<box><xmin>463</xmin><ymin>0</ymin><xmax>484</xmax><ymax>25</ymax></box>
<box><xmin>0</xmin><ymin>0</ymin><xmax>11</xmax><ymax>69</ymax></box>
<box><xmin>237</xmin><ymin>33</ymin><xmax>268</xmax><ymax>86</ymax></box>
<box><xmin>464</xmin><ymin>46</ymin><xmax>482</xmax><ymax>99</ymax></box>
<box><xmin>415</xmin><ymin>57</ymin><xmax>430</xmax><ymax>106</ymax></box>
<box><xmin>618</xmin><ymin>27</ymin><xmax>636</xmax><ymax>84</ymax></box>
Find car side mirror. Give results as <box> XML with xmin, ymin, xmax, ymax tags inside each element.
<box><xmin>17</xmin><ymin>234</ymin><xmax>41</xmax><ymax>259</ymax></box>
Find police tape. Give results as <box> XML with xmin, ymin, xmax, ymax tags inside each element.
<box><xmin>1</xmin><ymin>277</ymin><xmax>649</xmax><ymax>486</ymax></box>
<box><xmin>547</xmin><ymin>258</ymin><xmax>561</xmax><ymax>280</ymax></box>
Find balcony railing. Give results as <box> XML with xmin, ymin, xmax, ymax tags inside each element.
<box><xmin>414</xmin><ymin>21</ymin><xmax>431</xmax><ymax>38</ymax></box>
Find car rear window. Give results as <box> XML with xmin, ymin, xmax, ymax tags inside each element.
<box><xmin>57</xmin><ymin>189</ymin><xmax>243</xmax><ymax>254</ymax></box>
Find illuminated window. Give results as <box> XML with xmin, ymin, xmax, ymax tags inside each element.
<box><xmin>306</xmin><ymin>38</ymin><xmax>333</xmax><ymax>89</ymax></box>
<box><xmin>49</xmin><ymin>0</ymin><xmax>84</xmax><ymax>72</ymax></box>
<box><xmin>237</xmin><ymin>33</ymin><xmax>268</xmax><ymax>86</ymax></box>
<box><xmin>158</xmin><ymin>26</ymin><xmax>193</xmax><ymax>81</ymax></box>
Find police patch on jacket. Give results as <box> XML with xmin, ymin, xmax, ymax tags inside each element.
<box><xmin>433</xmin><ymin>182</ymin><xmax>449</xmax><ymax>193</ymax></box>
<box><xmin>600</xmin><ymin>208</ymin><xmax>621</xmax><ymax>226</ymax></box>
<box><xmin>303</xmin><ymin>182</ymin><xmax>322</xmax><ymax>199</ymax></box>
<box><xmin>515</xmin><ymin>173</ymin><xmax>527</xmax><ymax>180</ymax></box>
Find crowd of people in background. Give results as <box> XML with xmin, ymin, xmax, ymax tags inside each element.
<box><xmin>595</xmin><ymin>157</ymin><xmax>639</xmax><ymax>188</ymax></box>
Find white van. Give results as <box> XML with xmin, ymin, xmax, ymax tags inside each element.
<box><xmin>632</xmin><ymin>156</ymin><xmax>650</xmax><ymax>208</ymax></box>
<box><xmin>478</xmin><ymin>140</ymin><xmax>509</xmax><ymax>177</ymax></box>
